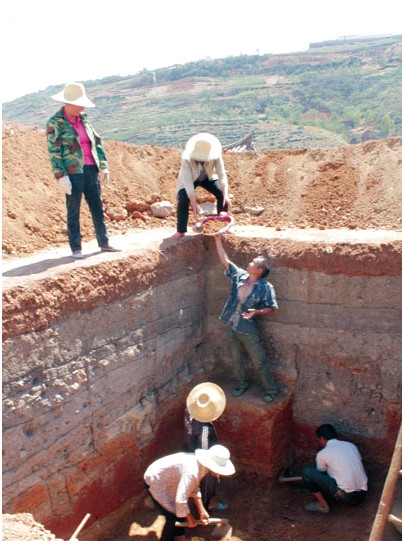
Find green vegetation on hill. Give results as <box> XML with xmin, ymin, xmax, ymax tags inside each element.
<box><xmin>3</xmin><ymin>35</ymin><xmax>401</xmax><ymax>150</ymax></box>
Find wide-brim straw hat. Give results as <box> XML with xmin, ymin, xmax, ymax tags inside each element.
<box><xmin>186</xmin><ymin>382</ymin><xmax>226</xmax><ymax>422</ymax></box>
<box><xmin>196</xmin><ymin>445</ymin><xmax>235</xmax><ymax>476</ymax></box>
<box><xmin>51</xmin><ymin>82</ymin><xmax>96</xmax><ymax>108</ymax></box>
<box><xmin>183</xmin><ymin>133</ymin><xmax>222</xmax><ymax>162</ymax></box>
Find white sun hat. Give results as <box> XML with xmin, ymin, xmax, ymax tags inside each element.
<box><xmin>51</xmin><ymin>82</ymin><xmax>96</xmax><ymax>108</ymax></box>
<box><xmin>195</xmin><ymin>445</ymin><xmax>235</xmax><ymax>476</ymax></box>
<box><xmin>183</xmin><ymin>133</ymin><xmax>222</xmax><ymax>162</ymax></box>
<box><xmin>186</xmin><ymin>382</ymin><xmax>226</xmax><ymax>422</ymax></box>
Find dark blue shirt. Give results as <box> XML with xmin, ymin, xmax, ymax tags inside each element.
<box><xmin>219</xmin><ymin>261</ymin><xmax>278</xmax><ymax>335</ymax></box>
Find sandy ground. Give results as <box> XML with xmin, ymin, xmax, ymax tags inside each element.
<box><xmin>2</xmin><ymin>123</ymin><xmax>402</xmax><ymax>540</ymax></box>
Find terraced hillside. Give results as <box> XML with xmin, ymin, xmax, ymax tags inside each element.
<box><xmin>2</xmin><ymin>35</ymin><xmax>401</xmax><ymax>150</ymax></box>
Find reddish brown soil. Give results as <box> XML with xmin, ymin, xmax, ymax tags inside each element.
<box><xmin>2</xmin><ymin>123</ymin><xmax>401</xmax><ymax>540</ymax></box>
<box><xmin>2</xmin><ymin>123</ymin><xmax>401</xmax><ymax>258</ymax></box>
<box><xmin>3</xmin><ymin>466</ymin><xmax>401</xmax><ymax>541</ymax></box>
<box><xmin>107</xmin><ymin>466</ymin><xmax>400</xmax><ymax>541</ymax></box>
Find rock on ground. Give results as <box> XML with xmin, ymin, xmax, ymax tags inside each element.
<box><xmin>2</xmin><ymin>123</ymin><xmax>401</xmax><ymax>257</ymax></box>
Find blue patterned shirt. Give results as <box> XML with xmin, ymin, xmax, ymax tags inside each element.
<box><xmin>219</xmin><ymin>261</ymin><xmax>278</xmax><ymax>334</ymax></box>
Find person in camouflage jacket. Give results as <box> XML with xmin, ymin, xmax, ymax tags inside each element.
<box><xmin>47</xmin><ymin>109</ymin><xmax>108</xmax><ymax>178</ymax></box>
<box><xmin>46</xmin><ymin>82</ymin><xmax>118</xmax><ymax>258</ymax></box>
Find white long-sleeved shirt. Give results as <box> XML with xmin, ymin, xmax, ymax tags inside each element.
<box><xmin>176</xmin><ymin>157</ymin><xmax>228</xmax><ymax>200</ymax></box>
<box><xmin>316</xmin><ymin>438</ymin><xmax>368</xmax><ymax>493</ymax></box>
<box><xmin>144</xmin><ymin>452</ymin><xmax>208</xmax><ymax>517</ymax></box>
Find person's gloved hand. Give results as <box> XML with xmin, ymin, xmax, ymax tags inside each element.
<box><xmin>58</xmin><ymin>175</ymin><xmax>72</xmax><ymax>195</ymax></box>
<box><xmin>100</xmin><ymin>169</ymin><xmax>110</xmax><ymax>183</ymax></box>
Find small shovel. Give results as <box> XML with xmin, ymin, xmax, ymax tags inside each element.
<box><xmin>175</xmin><ymin>517</ymin><xmax>224</xmax><ymax>527</ymax></box>
<box><xmin>175</xmin><ymin>518</ymin><xmax>233</xmax><ymax>539</ymax></box>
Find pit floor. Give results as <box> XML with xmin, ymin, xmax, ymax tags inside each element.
<box><xmin>107</xmin><ymin>465</ymin><xmax>401</xmax><ymax>541</ymax></box>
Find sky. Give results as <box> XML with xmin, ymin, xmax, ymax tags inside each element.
<box><xmin>1</xmin><ymin>0</ymin><xmax>401</xmax><ymax>103</ymax></box>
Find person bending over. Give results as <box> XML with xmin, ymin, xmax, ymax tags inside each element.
<box><xmin>173</xmin><ymin>133</ymin><xmax>231</xmax><ymax>238</ymax></box>
<box><xmin>144</xmin><ymin>445</ymin><xmax>235</xmax><ymax>541</ymax></box>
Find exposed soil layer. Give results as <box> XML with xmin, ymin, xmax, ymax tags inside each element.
<box><xmin>2</xmin><ymin>124</ymin><xmax>401</xmax><ymax>540</ymax></box>
<box><xmin>2</xmin><ymin>124</ymin><xmax>401</xmax><ymax>258</ymax></box>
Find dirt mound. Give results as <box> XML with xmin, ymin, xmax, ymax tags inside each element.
<box><xmin>2</xmin><ymin>123</ymin><xmax>401</xmax><ymax>257</ymax></box>
<box><xmin>2</xmin><ymin>124</ymin><xmax>401</xmax><ymax>541</ymax></box>
<box><xmin>2</xmin><ymin>513</ymin><xmax>63</xmax><ymax>541</ymax></box>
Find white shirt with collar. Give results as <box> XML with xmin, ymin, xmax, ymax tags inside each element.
<box><xmin>144</xmin><ymin>452</ymin><xmax>208</xmax><ymax>517</ymax></box>
<box><xmin>316</xmin><ymin>438</ymin><xmax>368</xmax><ymax>493</ymax></box>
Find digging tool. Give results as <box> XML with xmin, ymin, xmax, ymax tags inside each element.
<box><xmin>211</xmin><ymin>518</ymin><xmax>233</xmax><ymax>539</ymax></box>
<box><xmin>175</xmin><ymin>517</ymin><xmax>224</xmax><ymax>527</ymax></box>
<box><xmin>277</xmin><ymin>466</ymin><xmax>303</xmax><ymax>483</ymax></box>
<box><xmin>277</xmin><ymin>468</ymin><xmax>302</xmax><ymax>483</ymax></box>
<box><xmin>278</xmin><ymin>475</ymin><xmax>303</xmax><ymax>483</ymax></box>
<box><xmin>68</xmin><ymin>513</ymin><xmax>91</xmax><ymax>540</ymax></box>
<box><xmin>175</xmin><ymin>518</ymin><xmax>232</xmax><ymax>539</ymax></box>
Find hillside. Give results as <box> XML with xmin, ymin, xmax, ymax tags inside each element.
<box><xmin>2</xmin><ymin>35</ymin><xmax>401</xmax><ymax>151</ymax></box>
<box><xmin>2</xmin><ymin>122</ymin><xmax>401</xmax><ymax>258</ymax></box>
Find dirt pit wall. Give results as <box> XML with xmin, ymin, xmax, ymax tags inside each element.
<box><xmin>2</xmin><ymin>228</ymin><xmax>401</xmax><ymax>539</ymax></box>
<box><xmin>205</xmin><ymin>229</ymin><xmax>401</xmax><ymax>462</ymax></box>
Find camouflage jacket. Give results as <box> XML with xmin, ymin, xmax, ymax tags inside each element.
<box><xmin>46</xmin><ymin>108</ymin><xmax>108</xmax><ymax>179</ymax></box>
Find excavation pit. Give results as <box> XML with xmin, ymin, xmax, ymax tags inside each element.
<box><xmin>2</xmin><ymin>228</ymin><xmax>401</xmax><ymax>540</ymax></box>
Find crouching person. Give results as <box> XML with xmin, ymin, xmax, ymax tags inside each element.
<box><xmin>302</xmin><ymin>424</ymin><xmax>368</xmax><ymax>513</ymax></box>
<box><xmin>144</xmin><ymin>445</ymin><xmax>235</xmax><ymax>541</ymax></box>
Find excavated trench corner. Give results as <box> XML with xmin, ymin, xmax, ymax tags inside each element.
<box><xmin>2</xmin><ymin>228</ymin><xmax>401</xmax><ymax>540</ymax></box>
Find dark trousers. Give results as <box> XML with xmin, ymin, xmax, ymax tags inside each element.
<box><xmin>226</xmin><ymin>326</ymin><xmax>277</xmax><ymax>392</ymax></box>
<box><xmin>200</xmin><ymin>472</ymin><xmax>217</xmax><ymax>509</ymax></box>
<box><xmin>302</xmin><ymin>466</ymin><xmax>338</xmax><ymax>497</ymax></box>
<box><xmin>176</xmin><ymin>178</ymin><xmax>228</xmax><ymax>233</ymax></box>
<box><xmin>66</xmin><ymin>165</ymin><xmax>109</xmax><ymax>252</ymax></box>
<box><xmin>146</xmin><ymin>489</ymin><xmax>185</xmax><ymax>541</ymax></box>
<box><xmin>302</xmin><ymin>466</ymin><xmax>367</xmax><ymax>504</ymax></box>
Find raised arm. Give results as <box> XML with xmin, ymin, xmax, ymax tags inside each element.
<box><xmin>214</xmin><ymin>235</ymin><xmax>230</xmax><ymax>270</ymax></box>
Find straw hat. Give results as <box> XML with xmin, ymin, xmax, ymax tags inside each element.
<box><xmin>196</xmin><ymin>445</ymin><xmax>235</xmax><ymax>476</ymax></box>
<box><xmin>186</xmin><ymin>382</ymin><xmax>226</xmax><ymax>423</ymax></box>
<box><xmin>183</xmin><ymin>133</ymin><xmax>222</xmax><ymax>162</ymax></box>
<box><xmin>51</xmin><ymin>82</ymin><xmax>96</xmax><ymax>108</ymax></box>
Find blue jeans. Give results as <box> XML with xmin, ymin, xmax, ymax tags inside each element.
<box><xmin>302</xmin><ymin>466</ymin><xmax>367</xmax><ymax>504</ymax></box>
<box><xmin>66</xmin><ymin>165</ymin><xmax>109</xmax><ymax>252</ymax></box>
<box><xmin>226</xmin><ymin>326</ymin><xmax>277</xmax><ymax>391</ymax></box>
<box><xmin>302</xmin><ymin>466</ymin><xmax>338</xmax><ymax>497</ymax></box>
<box><xmin>176</xmin><ymin>178</ymin><xmax>228</xmax><ymax>233</ymax></box>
